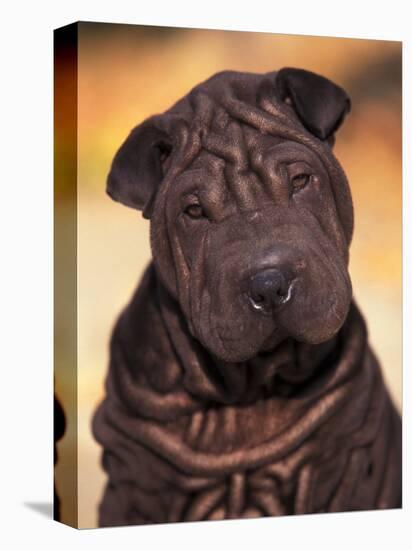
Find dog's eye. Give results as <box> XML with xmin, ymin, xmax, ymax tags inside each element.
<box><xmin>291</xmin><ymin>173</ymin><xmax>312</xmax><ymax>193</ymax></box>
<box><xmin>184</xmin><ymin>204</ymin><xmax>205</xmax><ymax>219</ymax></box>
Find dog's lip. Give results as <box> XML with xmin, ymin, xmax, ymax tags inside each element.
<box><xmin>259</xmin><ymin>326</ymin><xmax>288</xmax><ymax>353</ymax></box>
<box><xmin>212</xmin><ymin>327</ymin><xmax>286</xmax><ymax>362</ymax></box>
<box><xmin>209</xmin><ymin>315</ymin><xmax>287</xmax><ymax>360</ymax></box>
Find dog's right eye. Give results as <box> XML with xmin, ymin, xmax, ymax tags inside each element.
<box><xmin>184</xmin><ymin>204</ymin><xmax>205</xmax><ymax>219</ymax></box>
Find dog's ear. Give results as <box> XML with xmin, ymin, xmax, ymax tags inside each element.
<box><xmin>276</xmin><ymin>68</ymin><xmax>351</xmax><ymax>143</ymax></box>
<box><xmin>107</xmin><ymin>118</ymin><xmax>172</xmax><ymax>218</ymax></box>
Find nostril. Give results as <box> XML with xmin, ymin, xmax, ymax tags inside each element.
<box><xmin>249</xmin><ymin>291</ymin><xmax>268</xmax><ymax>311</ymax></box>
<box><xmin>249</xmin><ymin>294</ymin><xmax>266</xmax><ymax>311</ymax></box>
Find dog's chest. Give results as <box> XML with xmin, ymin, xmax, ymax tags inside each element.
<box><xmin>178</xmin><ymin>396</ymin><xmax>300</xmax><ymax>454</ymax></box>
<box><xmin>170</xmin><ymin>464</ymin><xmax>300</xmax><ymax>521</ymax></box>
<box><xmin>160</xmin><ymin>428</ymin><xmax>344</xmax><ymax>522</ymax></box>
<box><xmin>157</xmin><ymin>397</ymin><xmax>325</xmax><ymax>521</ymax></box>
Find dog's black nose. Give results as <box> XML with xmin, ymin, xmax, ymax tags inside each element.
<box><xmin>249</xmin><ymin>268</ymin><xmax>292</xmax><ymax>312</ymax></box>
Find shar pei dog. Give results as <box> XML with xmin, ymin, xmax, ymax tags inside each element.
<box><xmin>93</xmin><ymin>68</ymin><xmax>402</xmax><ymax>526</ymax></box>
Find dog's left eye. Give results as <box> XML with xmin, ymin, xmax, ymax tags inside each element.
<box><xmin>184</xmin><ymin>204</ymin><xmax>205</xmax><ymax>219</ymax></box>
<box><xmin>291</xmin><ymin>173</ymin><xmax>312</xmax><ymax>193</ymax></box>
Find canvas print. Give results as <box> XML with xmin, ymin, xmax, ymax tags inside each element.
<box><xmin>54</xmin><ymin>22</ymin><xmax>402</xmax><ymax>529</ymax></box>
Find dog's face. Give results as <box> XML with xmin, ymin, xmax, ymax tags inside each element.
<box><xmin>107</xmin><ymin>68</ymin><xmax>354</xmax><ymax>362</ymax></box>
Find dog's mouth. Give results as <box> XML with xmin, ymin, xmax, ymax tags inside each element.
<box><xmin>201</xmin><ymin>280</ymin><xmax>298</xmax><ymax>363</ymax></box>
<box><xmin>204</xmin><ymin>316</ymin><xmax>286</xmax><ymax>363</ymax></box>
<box><xmin>259</xmin><ymin>327</ymin><xmax>287</xmax><ymax>353</ymax></box>
<box><xmin>196</xmin><ymin>278</ymin><xmax>350</xmax><ymax>364</ymax></box>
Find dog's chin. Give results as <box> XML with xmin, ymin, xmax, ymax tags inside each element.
<box><xmin>199</xmin><ymin>326</ymin><xmax>288</xmax><ymax>364</ymax></box>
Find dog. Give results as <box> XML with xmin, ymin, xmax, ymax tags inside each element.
<box><xmin>93</xmin><ymin>68</ymin><xmax>402</xmax><ymax>526</ymax></box>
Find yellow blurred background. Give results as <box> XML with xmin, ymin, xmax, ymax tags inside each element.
<box><xmin>54</xmin><ymin>23</ymin><xmax>402</xmax><ymax>528</ymax></box>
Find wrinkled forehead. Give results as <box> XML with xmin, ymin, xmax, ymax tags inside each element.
<box><xmin>174</xmin><ymin>119</ymin><xmax>326</xmax><ymax>208</ymax></box>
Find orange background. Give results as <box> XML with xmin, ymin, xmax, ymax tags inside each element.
<box><xmin>55</xmin><ymin>23</ymin><xmax>402</xmax><ymax>528</ymax></box>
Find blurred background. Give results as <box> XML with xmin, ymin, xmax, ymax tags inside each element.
<box><xmin>54</xmin><ymin>22</ymin><xmax>402</xmax><ymax>528</ymax></box>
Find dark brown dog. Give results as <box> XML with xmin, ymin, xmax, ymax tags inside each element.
<box><xmin>93</xmin><ymin>68</ymin><xmax>402</xmax><ymax>526</ymax></box>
